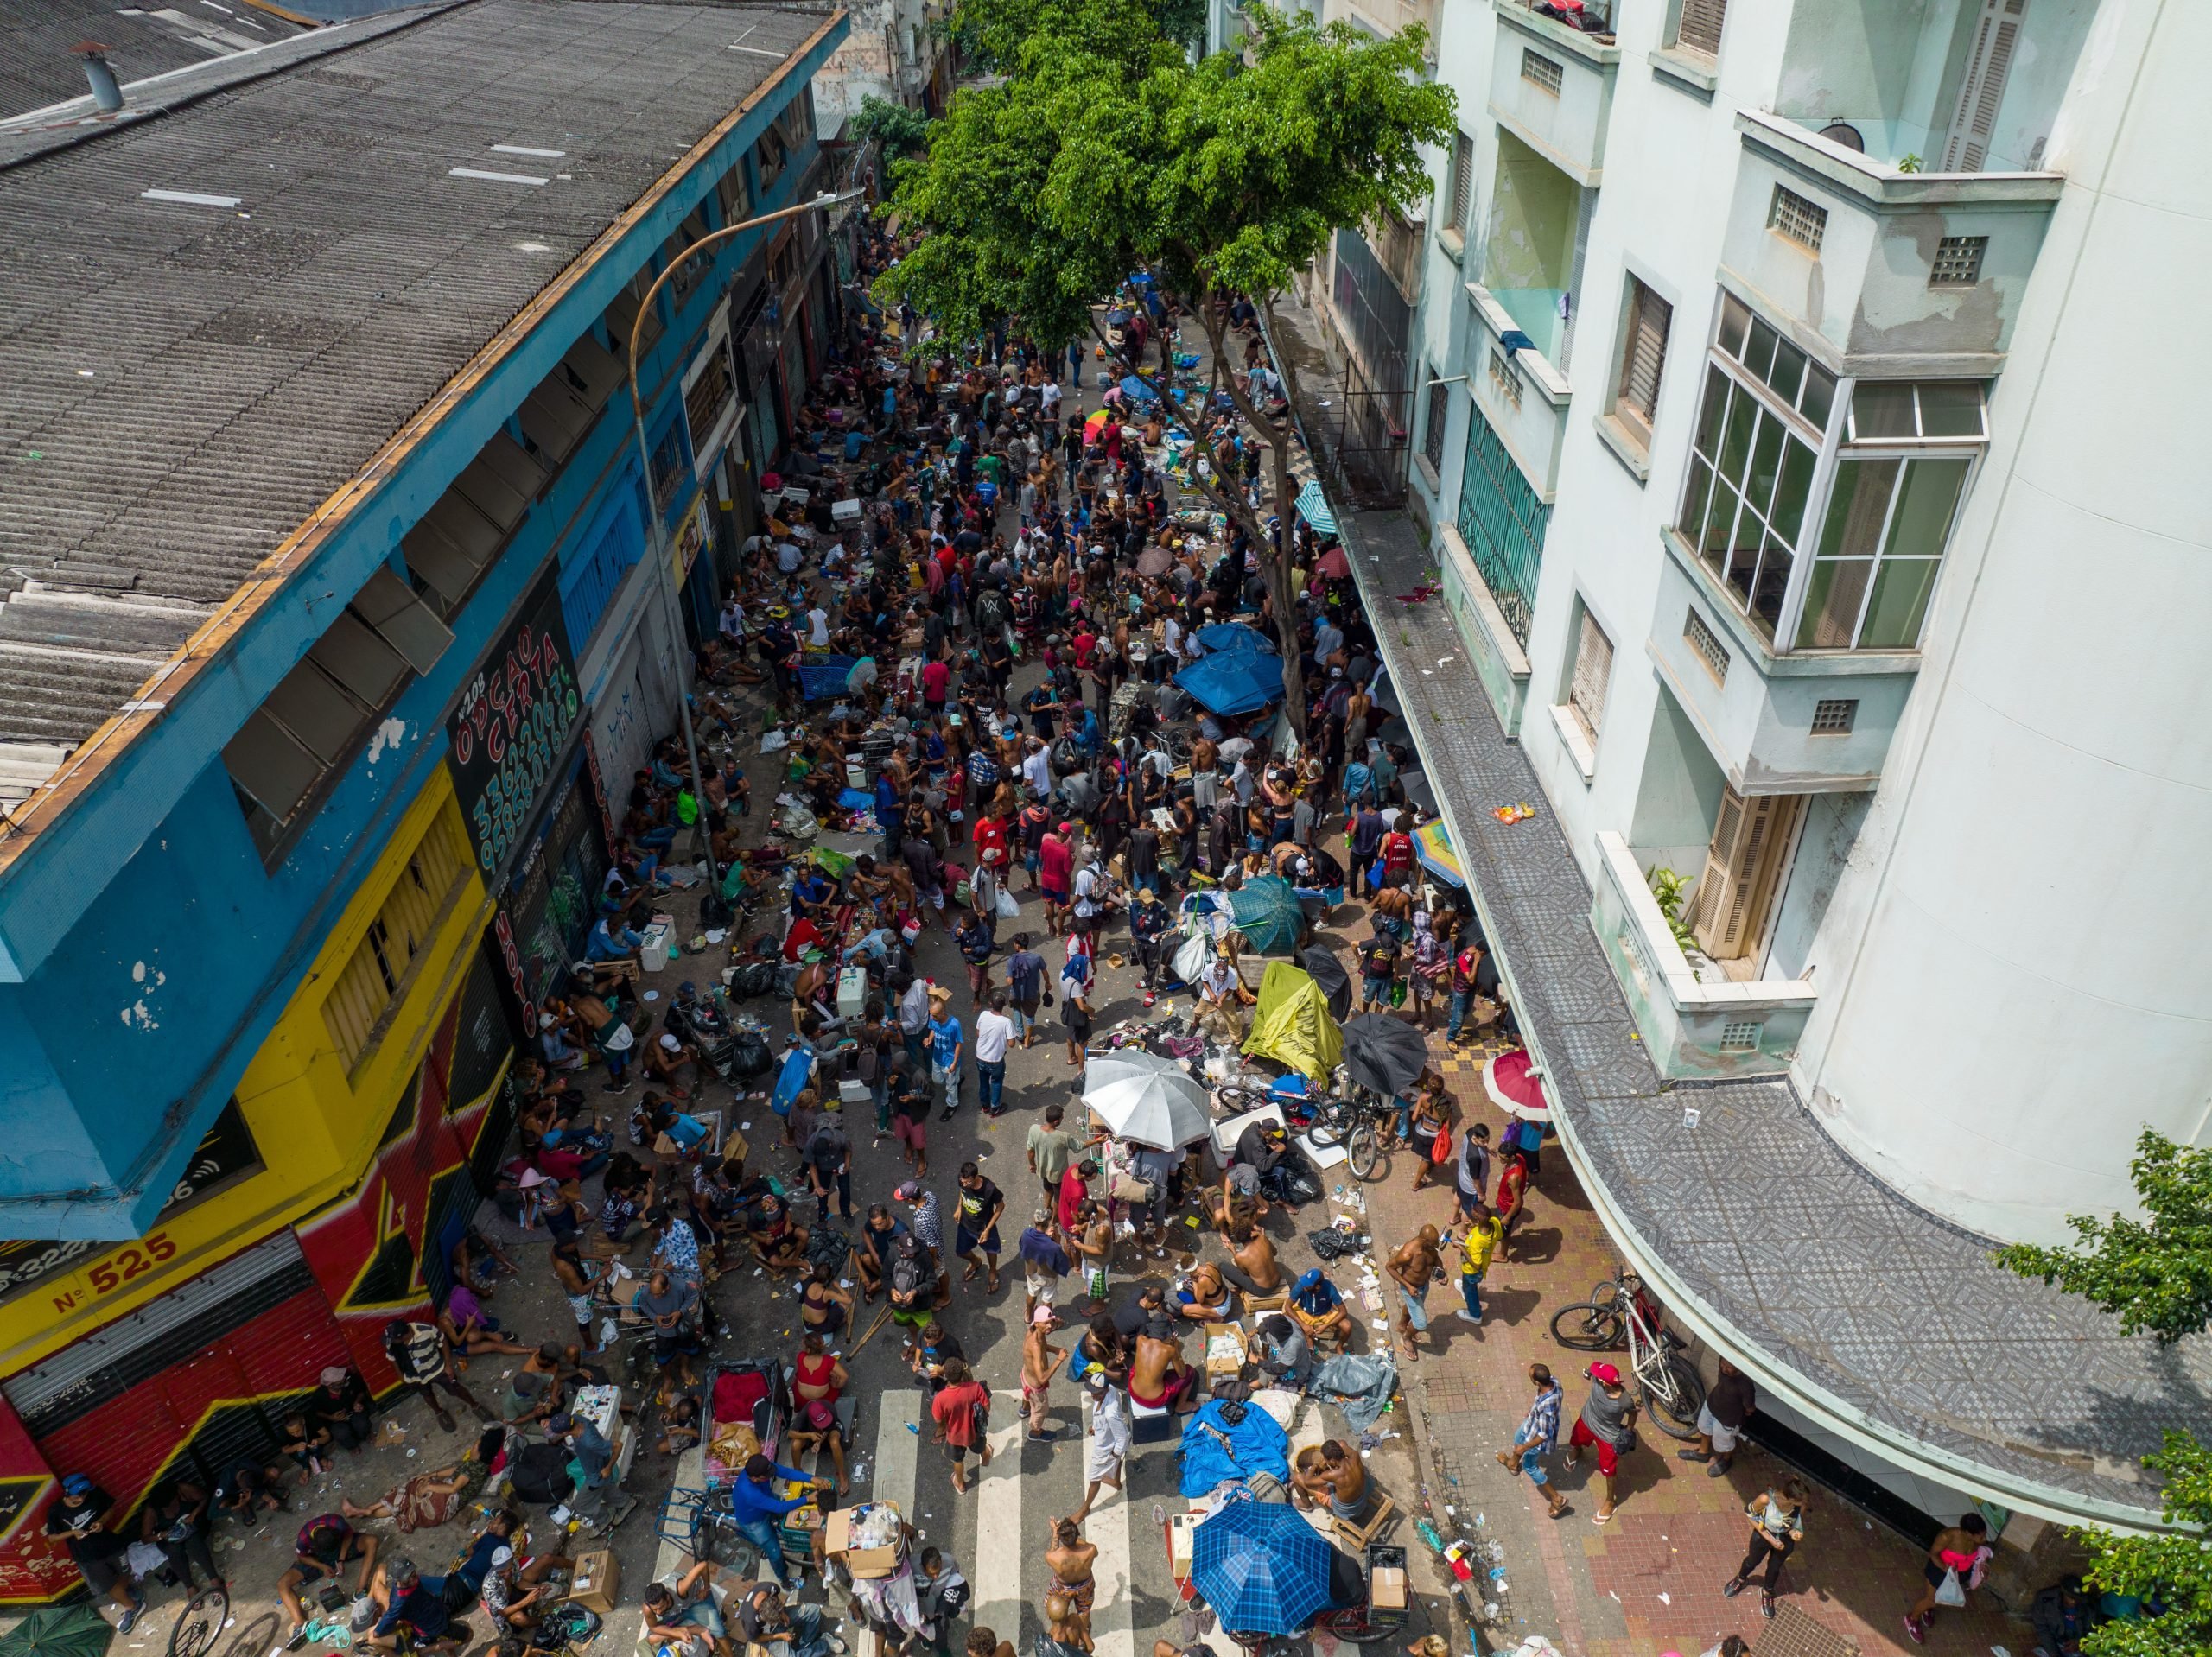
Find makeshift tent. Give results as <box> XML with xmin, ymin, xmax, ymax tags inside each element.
<box><xmin>1194</xmin><ymin>621</ymin><xmax>1277</xmax><ymax>656</ymax></box>
<box><xmin>1414</xmin><ymin>818</ymin><xmax>1465</xmax><ymax>888</ymax></box>
<box><xmin>797</xmin><ymin>655</ymin><xmax>860</xmax><ymax>699</ymax></box>
<box><xmin>1243</xmin><ymin>962</ymin><xmax>1344</xmax><ymax>1082</ymax></box>
<box><xmin>1228</xmin><ymin>874</ymin><xmax>1304</xmax><ymax>955</ymax></box>
<box><xmin>1175</xmin><ymin>651</ymin><xmax>1285</xmax><ymax>716</ymax></box>
<box><xmin>1294</xmin><ymin>479</ymin><xmax>1338</xmax><ymax>536</ymax></box>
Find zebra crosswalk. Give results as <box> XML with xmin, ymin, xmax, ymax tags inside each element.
<box><xmin>838</xmin><ymin>1376</ymin><xmax>1343</xmax><ymax>1657</ymax></box>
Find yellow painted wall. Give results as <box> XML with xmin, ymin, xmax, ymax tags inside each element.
<box><xmin>0</xmin><ymin>772</ymin><xmax>493</xmax><ymax>1373</ymax></box>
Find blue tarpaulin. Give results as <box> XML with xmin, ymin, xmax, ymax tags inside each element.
<box><xmin>1194</xmin><ymin>621</ymin><xmax>1277</xmax><ymax>656</ymax></box>
<box><xmin>1175</xmin><ymin>651</ymin><xmax>1285</xmax><ymax>716</ymax></box>
<box><xmin>770</xmin><ymin>1048</ymin><xmax>813</xmax><ymax>1117</ymax></box>
<box><xmin>1178</xmin><ymin>1398</ymin><xmax>1292</xmax><ymax>1497</ymax></box>
<box><xmin>797</xmin><ymin>655</ymin><xmax>859</xmax><ymax>700</ymax></box>
<box><xmin>1119</xmin><ymin>374</ymin><xmax>1160</xmax><ymax>405</ymax></box>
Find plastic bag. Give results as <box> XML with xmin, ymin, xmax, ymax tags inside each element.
<box><xmin>996</xmin><ymin>887</ymin><xmax>1021</xmax><ymax>919</ymax></box>
<box><xmin>1933</xmin><ymin>1568</ymin><xmax>1966</xmax><ymax>1609</ymax></box>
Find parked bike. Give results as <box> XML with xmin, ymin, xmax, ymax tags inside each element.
<box><xmin>1549</xmin><ymin>1268</ymin><xmax>1707</xmax><ymax>1438</ymax></box>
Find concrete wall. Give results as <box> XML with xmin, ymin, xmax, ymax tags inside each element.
<box><xmin>1794</xmin><ymin>0</ymin><xmax>2212</xmax><ymax>1242</ymax></box>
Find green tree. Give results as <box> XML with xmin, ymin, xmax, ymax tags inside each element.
<box><xmin>2077</xmin><ymin>1431</ymin><xmax>2212</xmax><ymax>1657</ymax></box>
<box><xmin>851</xmin><ymin>95</ymin><xmax>934</xmax><ymax>157</ymax></box>
<box><xmin>880</xmin><ymin>0</ymin><xmax>1453</xmax><ymax>729</ymax></box>
<box><xmin>1152</xmin><ymin>0</ymin><xmax>1207</xmax><ymax>54</ymax></box>
<box><xmin>1996</xmin><ymin>1129</ymin><xmax>2212</xmax><ymax>1345</ymax></box>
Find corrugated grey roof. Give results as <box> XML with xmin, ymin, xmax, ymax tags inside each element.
<box><xmin>0</xmin><ymin>0</ymin><xmax>312</xmax><ymax>122</ymax></box>
<box><xmin>0</xmin><ymin>0</ymin><xmax>828</xmax><ymax>750</ymax></box>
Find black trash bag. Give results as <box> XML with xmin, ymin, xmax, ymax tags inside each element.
<box><xmin>505</xmin><ymin>1440</ymin><xmax>574</xmax><ymax>1506</ymax></box>
<box><xmin>729</xmin><ymin>960</ymin><xmax>779</xmax><ymax>999</ymax></box>
<box><xmin>729</xmin><ymin>1029</ymin><xmax>774</xmax><ymax>1077</ymax></box>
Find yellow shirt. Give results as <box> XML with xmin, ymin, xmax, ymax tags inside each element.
<box><xmin>1461</xmin><ymin>1217</ymin><xmax>1503</xmax><ymax>1275</ymax></box>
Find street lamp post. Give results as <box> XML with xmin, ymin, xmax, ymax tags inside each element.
<box><xmin>624</xmin><ymin>187</ymin><xmax>868</xmax><ymax>904</ymax></box>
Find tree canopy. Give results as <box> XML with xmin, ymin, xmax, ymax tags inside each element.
<box><xmin>850</xmin><ymin>95</ymin><xmax>934</xmax><ymax>157</ymax></box>
<box><xmin>2076</xmin><ymin>1431</ymin><xmax>2212</xmax><ymax>1657</ymax></box>
<box><xmin>1996</xmin><ymin>1128</ymin><xmax>2212</xmax><ymax>1345</ymax></box>
<box><xmin>880</xmin><ymin>0</ymin><xmax>1452</xmax><ymax>721</ymax></box>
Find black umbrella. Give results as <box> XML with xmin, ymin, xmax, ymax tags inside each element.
<box><xmin>1341</xmin><ymin>1013</ymin><xmax>1432</xmax><ymax>1096</ymax></box>
<box><xmin>1400</xmin><ymin>770</ymin><xmax>1435</xmax><ymax>812</ymax></box>
<box><xmin>1300</xmin><ymin>946</ymin><xmax>1352</xmax><ymax>1021</ymax></box>
<box><xmin>1376</xmin><ymin>714</ymin><xmax>1413</xmax><ymax>747</ymax></box>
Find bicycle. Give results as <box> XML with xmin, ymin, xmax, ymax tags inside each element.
<box><xmin>167</xmin><ymin>1583</ymin><xmax>228</xmax><ymax>1657</ymax></box>
<box><xmin>1548</xmin><ymin>1268</ymin><xmax>1707</xmax><ymax>1439</ymax></box>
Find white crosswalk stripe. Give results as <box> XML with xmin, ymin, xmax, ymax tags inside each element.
<box><xmin>969</xmin><ymin>1391</ymin><xmax>1027</xmax><ymax>1643</ymax></box>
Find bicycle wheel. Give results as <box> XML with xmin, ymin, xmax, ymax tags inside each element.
<box><xmin>1304</xmin><ymin>1099</ymin><xmax>1353</xmax><ymax>1150</ymax></box>
<box><xmin>1319</xmin><ymin>1609</ymin><xmax>1393</xmax><ymax>1646</ymax></box>
<box><xmin>1548</xmin><ymin>1300</ymin><xmax>1627</xmax><ymax>1350</ymax></box>
<box><xmin>169</xmin><ymin>1586</ymin><xmax>228</xmax><ymax>1657</ymax></box>
<box><xmin>1347</xmin><ymin>1122</ymin><xmax>1381</xmax><ymax>1181</ymax></box>
<box><xmin>1640</xmin><ymin>1355</ymin><xmax>1707</xmax><ymax>1439</ymax></box>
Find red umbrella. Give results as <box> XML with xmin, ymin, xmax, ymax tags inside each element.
<box><xmin>1483</xmin><ymin>1048</ymin><xmax>1549</xmax><ymax>1121</ymax></box>
<box><xmin>1315</xmin><ymin>545</ymin><xmax>1351</xmax><ymax>579</ymax></box>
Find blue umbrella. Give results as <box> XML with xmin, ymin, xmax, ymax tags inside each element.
<box><xmin>1175</xmin><ymin>651</ymin><xmax>1284</xmax><ymax>716</ymax></box>
<box><xmin>1190</xmin><ymin>1501</ymin><xmax>1338</xmax><ymax>1634</ymax></box>
<box><xmin>1118</xmin><ymin>374</ymin><xmax>1160</xmax><ymax>405</ymax></box>
<box><xmin>1194</xmin><ymin>621</ymin><xmax>1277</xmax><ymax>656</ymax></box>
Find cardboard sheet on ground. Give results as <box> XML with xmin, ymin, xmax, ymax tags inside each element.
<box><xmin>1243</xmin><ymin>962</ymin><xmax>1343</xmax><ymax>1082</ymax></box>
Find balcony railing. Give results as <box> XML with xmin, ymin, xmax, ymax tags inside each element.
<box><xmin>1589</xmin><ymin>831</ymin><xmax>1815</xmax><ymax>1080</ymax></box>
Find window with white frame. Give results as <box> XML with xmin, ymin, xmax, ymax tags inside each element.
<box><xmin>1675</xmin><ymin>295</ymin><xmax>1985</xmax><ymax>653</ymax></box>
<box><xmin>1675</xmin><ymin>295</ymin><xmax>1833</xmax><ymax>641</ymax></box>
<box><xmin>1613</xmin><ymin>276</ymin><xmax>1671</xmax><ymax>441</ymax></box>
<box><xmin>1796</xmin><ymin>382</ymin><xmax>1982</xmax><ymax>650</ymax></box>
<box><xmin>1568</xmin><ymin>608</ymin><xmax>1614</xmax><ymax>745</ymax></box>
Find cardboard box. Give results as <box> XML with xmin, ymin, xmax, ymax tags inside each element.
<box><xmin>823</xmin><ymin>1507</ymin><xmax>902</xmax><ymax>1580</ymax></box>
<box><xmin>1370</xmin><ymin>1565</ymin><xmax>1408</xmax><ymax>1610</ymax></box>
<box><xmin>568</xmin><ymin>1548</ymin><xmax>621</xmax><ymax>1614</ymax></box>
<box><xmin>1204</xmin><ymin>1329</ymin><xmax>1247</xmax><ymax>1380</ymax></box>
<box><xmin>1167</xmin><ymin>1510</ymin><xmax>1202</xmax><ymax>1578</ymax></box>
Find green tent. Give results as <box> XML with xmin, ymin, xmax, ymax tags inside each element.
<box><xmin>1243</xmin><ymin>962</ymin><xmax>1344</xmax><ymax>1082</ymax></box>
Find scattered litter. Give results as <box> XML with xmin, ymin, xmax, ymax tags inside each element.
<box><xmin>1656</xmin><ymin>1592</ymin><xmax>1669</xmax><ymax>1605</ymax></box>
<box><xmin>644</xmin><ymin>990</ymin><xmax>660</xmax><ymax>1001</ymax></box>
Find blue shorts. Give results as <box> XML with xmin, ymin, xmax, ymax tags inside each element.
<box><xmin>1396</xmin><ymin>1283</ymin><xmax>1429</xmax><ymax>1331</ymax></box>
<box><xmin>1512</xmin><ymin>1425</ymin><xmax>1550</xmax><ymax>1485</ymax></box>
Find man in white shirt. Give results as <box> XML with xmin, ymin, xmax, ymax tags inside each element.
<box><xmin>974</xmin><ymin>989</ymin><xmax>1017</xmax><ymax>1116</ymax></box>
<box><xmin>775</xmin><ymin>539</ymin><xmax>802</xmax><ymax>575</ymax></box>
<box><xmin>1021</xmin><ymin>739</ymin><xmax>1053</xmax><ymax>802</ymax></box>
<box><xmin>1160</xmin><ymin>613</ymin><xmax>1185</xmax><ymax>663</ymax></box>
<box><xmin>1040</xmin><ymin>380</ymin><xmax>1063</xmax><ymax>420</ymax></box>
<box><xmin>899</xmin><ymin>975</ymin><xmax>934</xmax><ymax>1070</ymax></box>
<box><xmin>806</xmin><ymin>604</ymin><xmax>830</xmax><ymax>648</ymax></box>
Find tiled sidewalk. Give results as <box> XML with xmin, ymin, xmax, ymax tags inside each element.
<box><xmin>1347</xmin><ymin>1091</ymin><xmax>2018</xmax><ymax>1657</ymax></box>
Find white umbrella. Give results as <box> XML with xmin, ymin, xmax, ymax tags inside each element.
<box><xmin>1083</xmin><ymin>1051</ymin><xmax>1212</xmax><ymax>1150</ymax></box>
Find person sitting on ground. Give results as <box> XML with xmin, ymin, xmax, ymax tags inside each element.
<box><xmin>1217</xmin><ymin>1222</ymin><xmax>1283</xmax><ymax>1299</ymax></box>
<box><xmin>786</xmin><ymin>1397</ymin><xmax>852</xmax><ymax>1500</ymax></box>
<box><xmin>750</xmin><ymin>1193</ymin><xmax>811</xmax><ymax>1275</ymax></box>
<box><xmin>1128</xmin><ymin>1325</ymin><xmax>1198</xmax><ymax>1415</ymax></box>
<box><xmin>1173</xmin><ymin>1263</ymin><xmax>1236</xmax><ymax>1324</ymax></box>
<box><xmin>1232</xmin><ymin>1120</ymin><xmax>1310</xmax><ymax>1208</ymax></box>
<box><xmin>1287</xmin><ymin>1268</ymin><xmax>1355</xmax><ymax>1353</ymax></box>
<box><xmin>368</xmin><ymin>1558</ymin><xmax>464</xmax><ymax>1654</ymax></box>
<box><xmin>1315</xmin><ymin>1440</ymin><xmax>1376</xmax><ymax>1526</ymax></box>
<box><xmin>642</xmin><ymin>1559</ymin><xmax>738</xmax><ymax>1657</ymax></box>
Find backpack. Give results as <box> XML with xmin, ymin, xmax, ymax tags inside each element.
<box><xmin>890</xmin><ymin>1251</ymin><xmax>929</xmax><ymax>1299</ymax></box>
<box><xmin>505</xmin><ymin>1441</ymin><xmax>575</xmax><ymax>1506</ymax></box>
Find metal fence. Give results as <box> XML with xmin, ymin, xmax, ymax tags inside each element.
<box><xmin>1323</xmin><ymin>228</ymin><xmax>1415</xmax><ymax>507</ymax></box>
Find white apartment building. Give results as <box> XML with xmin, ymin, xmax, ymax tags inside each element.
<box><xmin>1395</xmin><ymin>0</ymin><xmax>2210</xmax><ymax>1255</ymax></box>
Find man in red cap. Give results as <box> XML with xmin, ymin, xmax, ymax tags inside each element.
<box><xmin>1038</xmin><ymin>822</ymin><xmax>1075</xmax><ymax>935</ymax></box>
<box><xmin>1563</xmin><ymin>1362</ymin><xmax>1638</xmax><ymax>1523</ymax></box>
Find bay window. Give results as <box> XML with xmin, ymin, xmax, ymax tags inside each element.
<box><xmin>1673</xmin><ymin>294</ymin><xmax>1984</xmax><ymax>654</ymax></box>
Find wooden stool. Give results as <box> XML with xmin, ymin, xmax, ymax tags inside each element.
<box><xmin>1332</xmin><ymin>1493</ymin><xmax>1398</xmax><ymax>1548</ymax></box>
<box><xmin>1243</xmin><ymin>1290</ymin><xmax>1289</xmax><ymax>1316</ymax></box>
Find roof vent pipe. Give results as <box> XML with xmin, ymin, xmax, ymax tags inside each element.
<box><xmin>73</xmin><ymin>44</ymin><xmax>124</xmax><ymax>111</ymax></box>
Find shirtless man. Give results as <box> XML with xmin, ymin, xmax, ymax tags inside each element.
<box><xmin>1129</xmin><ymin>1328</ymin><xmax>1198</xmax><ymax>1416</ymax></box>
<box><xmin>1217</xmin><ymin>1224</ymin><xmax>1282</xmax><ymax>1298</ymax></box>
<box><xmin>1043</xmin><ymin>1521</ymin><xmax>1098</xmax><ymax>1651</ymax></box>
<box><xmin>1385</xmin><ymin>1226</ymin><xmax>1443</xmax><ymax>1355</ymax></box>
<box><xmin>1021</xmin><ymin>1307</ymin><xmax>1066</xmax><ymax>1442</ymax></box>
<box><xmin>1317</xmin><ymin>1440</ymin><xmax>1376</xmax><ymax>1525</ymax></box>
